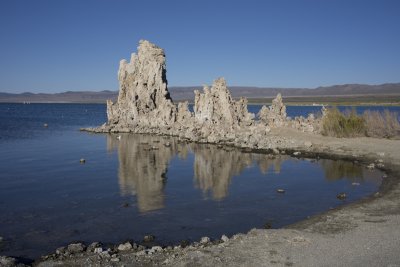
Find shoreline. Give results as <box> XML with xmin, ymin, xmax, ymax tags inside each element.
<box><xmin>1</xmin><ymin>101</ymin><xmax>400</xmax><ymax>107</ymax></box>
<box><xmin>12</xmin><ymin>128</ymin><xmax>398</xmax><ymax>266</ymax></box>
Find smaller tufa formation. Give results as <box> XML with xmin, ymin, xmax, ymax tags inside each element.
<box><xmin>194</xmin><ymin>78</ymin><xmax>254</xmax><ymax>127</ymax></box>
<box><xmin>258</xmin><ymin>93</ymin><xmax>287</xmax><ymax>127</ymax></box>
<box><xmin>289</xmin><ymin>114</ymin><xmax>319</xmax><ymax>133</ymax></box>
<box><xmin>176</xmin><ymin>101</ymin><xmax>193</xmax><ymax>124</ymax></box>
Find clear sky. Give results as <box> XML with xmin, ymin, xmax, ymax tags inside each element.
<box><xmin>0</xmin><ymin>0</ymin><xmax>399</xmax><ymax>93</ymax></box>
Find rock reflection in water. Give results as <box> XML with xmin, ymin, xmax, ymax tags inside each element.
<box><xmin>107</xmin><ymin>134</ymin><xmax>378</xmax><ymax>212</ymax></box>
<box><xmin>191</xmin><ymin>145</ymin><xmax>285</xmax><ymax>200</ymax></box>
<box><xmin>107</xmin><ymin>134</ymin><xmax>188</xmax><ymax>212</ymax></box>
<box><xmin>191</xmin><ymin>145</ymin><xmax>252</xmax><ymax>200</ymax></box>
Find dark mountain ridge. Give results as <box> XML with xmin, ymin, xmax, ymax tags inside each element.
<box><xmin>0</xmin><ymin>83</ymin><xmax>399</xmax><ymax>103</ymax></box>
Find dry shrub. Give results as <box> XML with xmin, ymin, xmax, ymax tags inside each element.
<box><xmin>363</xmin><ymin>110</ymin><xmax>400</xmax><ymax>139</ymax></box>
<box><xmin>321</xmin><ymin>107</ymin><xmax>366</xmax><ymax>138</ymax></box>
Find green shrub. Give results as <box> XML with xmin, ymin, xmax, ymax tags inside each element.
<box><xmin>321</xmin><ymin>107</ymin><xmax>366</xmax><ymax>137</ymax></box>
<box><xmin>322</xmin><ymin>107</ymin><xmax>400</xmax><ymax>139</ymax></box>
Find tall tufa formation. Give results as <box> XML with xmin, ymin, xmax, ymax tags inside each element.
<box><xmin>106</xmin><ymin>40</ymin><xmax>176</xmax><ymax>130</ymax></box>
<box><xmin>194</xmin><ymin>78</ymin><xmax>254</xmax><ymax>127</ymax></box>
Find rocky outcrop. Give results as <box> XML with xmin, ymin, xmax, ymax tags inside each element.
<box><xmin>106</xmin><ymin>40</ymin><xmax>176</xmax><ymax>131</ymax></box>
<box><xmin>86</xmin><ymin>40</ymin><xmax>321</xmax><ymax>142</ymax></box>
<box><xmin>289</xmin><ymin>113</ymin><xmax>321</xmax><ymax>133</ymax></box>
<box><xmin>258</xmin><ymin>93</ymin><xmax>287</xmax><ymax>128</ymax></box>
<box><xmin>194</xmin><ymin>78</ymin><xmax>254</xmax><ymax>127</ymax></box>
<box><xmin>176</xmin><ymin>101</ymin><xmax>193</xmax><ymax>124</ymax></box>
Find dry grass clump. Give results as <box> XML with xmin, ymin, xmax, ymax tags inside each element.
<box><xmin>363</xmin><ymin>110</ymin><xmax>400</xmax><ymax>139</ymax></box>
<box><xmin>321</xmin><ymin>107</ymin><xmax>366</xmax><ymax>138</ymax></box>
<box><xmin>322</xmin><ymin>107</ymin><xmax>400</xmax><ymax>139</ymax></box>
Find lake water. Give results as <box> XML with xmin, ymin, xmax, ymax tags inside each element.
<box><xmin>0</xmin><ymin>103</ymin><xmax>390</xmax><ymax>259</ymax></box>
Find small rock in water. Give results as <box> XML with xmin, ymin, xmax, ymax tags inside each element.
<box><xmin>337</xmin><ymin>193</ymin><xmax>347</xmax><ymax>200</ymax></box>
<box><xmin>366</xmin><ymin>163</ymin><xmax>375</xmax><ymax>169</ymax></box>
<box><xmin>293</xmin><ymin>151</ymin><xmax>301</xmax><ymax>156</ymax></box>
<box><xmin>143</xmin><ymin>234</ymin><xmax>155</xmax><ymax>242</ymax></box>
<box><xmin>276</xmin><ymin>189</ymin><xmax>285</xmax><ymax>194</ymax></box>
<box><xmin>200</xmin><ymin>236</ymin><xmax>210</xmax><ymax>244</ymax></box>
<box><xmin>80</xmin><ymin>158</ymin><xmax>86</xmax><ymax>164</ymax></box>
<box><xmin>351</xmin><ymin>182</ymin><xmax>360</xmax><ymax>186</ymax></box>
<box><xmin>117</xmin><ymin>135</ymin><xmax>122</xmax><ymax>140</ymax></box>
<box><xmin>122</xmin><ymin>202</ymin><xmax>130</xmax><ymax>208</ymax></box>
<box><xmin>67</xmin><ymin>243</ymin><xmax>86</xmax><ymax>254</ymax></box>
<box><xmin>221</xmin><ymin>235</ymin><xmax>229</xmax><ymax>242</ymax></box>
<box><xmin>118</xmin><ymin>242</ymin><xmax>133</xmax><ymax>251</ymax></box>
<box><xmin>43</xmin><ymin>123</ymin><xmax>48</xmax><ymax>127</ymax></box>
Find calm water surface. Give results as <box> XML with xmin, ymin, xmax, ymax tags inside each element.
<box><xmin>0</xmin><ymin>103</ymin><xmax>389</xmax><ymax>259</ymax></box>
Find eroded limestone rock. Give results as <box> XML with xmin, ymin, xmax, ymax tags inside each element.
<box><xmin>106</xmin><ymin>40</ymin><xmax>176</xmax><ymax>130</ymax></box>
<box><xmin>258</xmin><ymin>93</ymin><xmax>287</xmax><ymax>127</ymax></box>
<box><xmin>194</xmin><ymin>78</ymin><xmax>254</xmax><ymax>127</ymax></box>
<box><xmin>177</xmin><ymin>101</ymin><xmax>193</xmax><ymax>124</ymax></box>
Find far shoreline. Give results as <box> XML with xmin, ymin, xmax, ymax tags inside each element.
<box><xmin>1</xmin><ymin>101</ymin><xmax>400</xmax><ymax>106</ymax></box>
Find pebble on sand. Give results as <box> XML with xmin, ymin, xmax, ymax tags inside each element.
<box><xmin>200</xmin><ymin>236</ymin><xmax>210</xmax><ymax>244</ymax></box>
<box><xmin>337</xmin><ymin>193</ymin><xmax>347</xmax><ymax>200</ymax></box>
<box><xmin>221</xmin><ymin>235</ymin><xmax>229</xmax><ymax>242</ymax></box>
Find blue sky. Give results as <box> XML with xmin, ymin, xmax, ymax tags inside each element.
<box><xmin>0</xmin><ymin>0</ymin><xmax>399</xmax><ymax>93</ymax></box>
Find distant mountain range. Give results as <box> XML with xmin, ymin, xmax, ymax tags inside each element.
<box><xmin>1</xmin><ymin>83</ymin><xmax>399</xmax><ymax>103</ymax></box>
